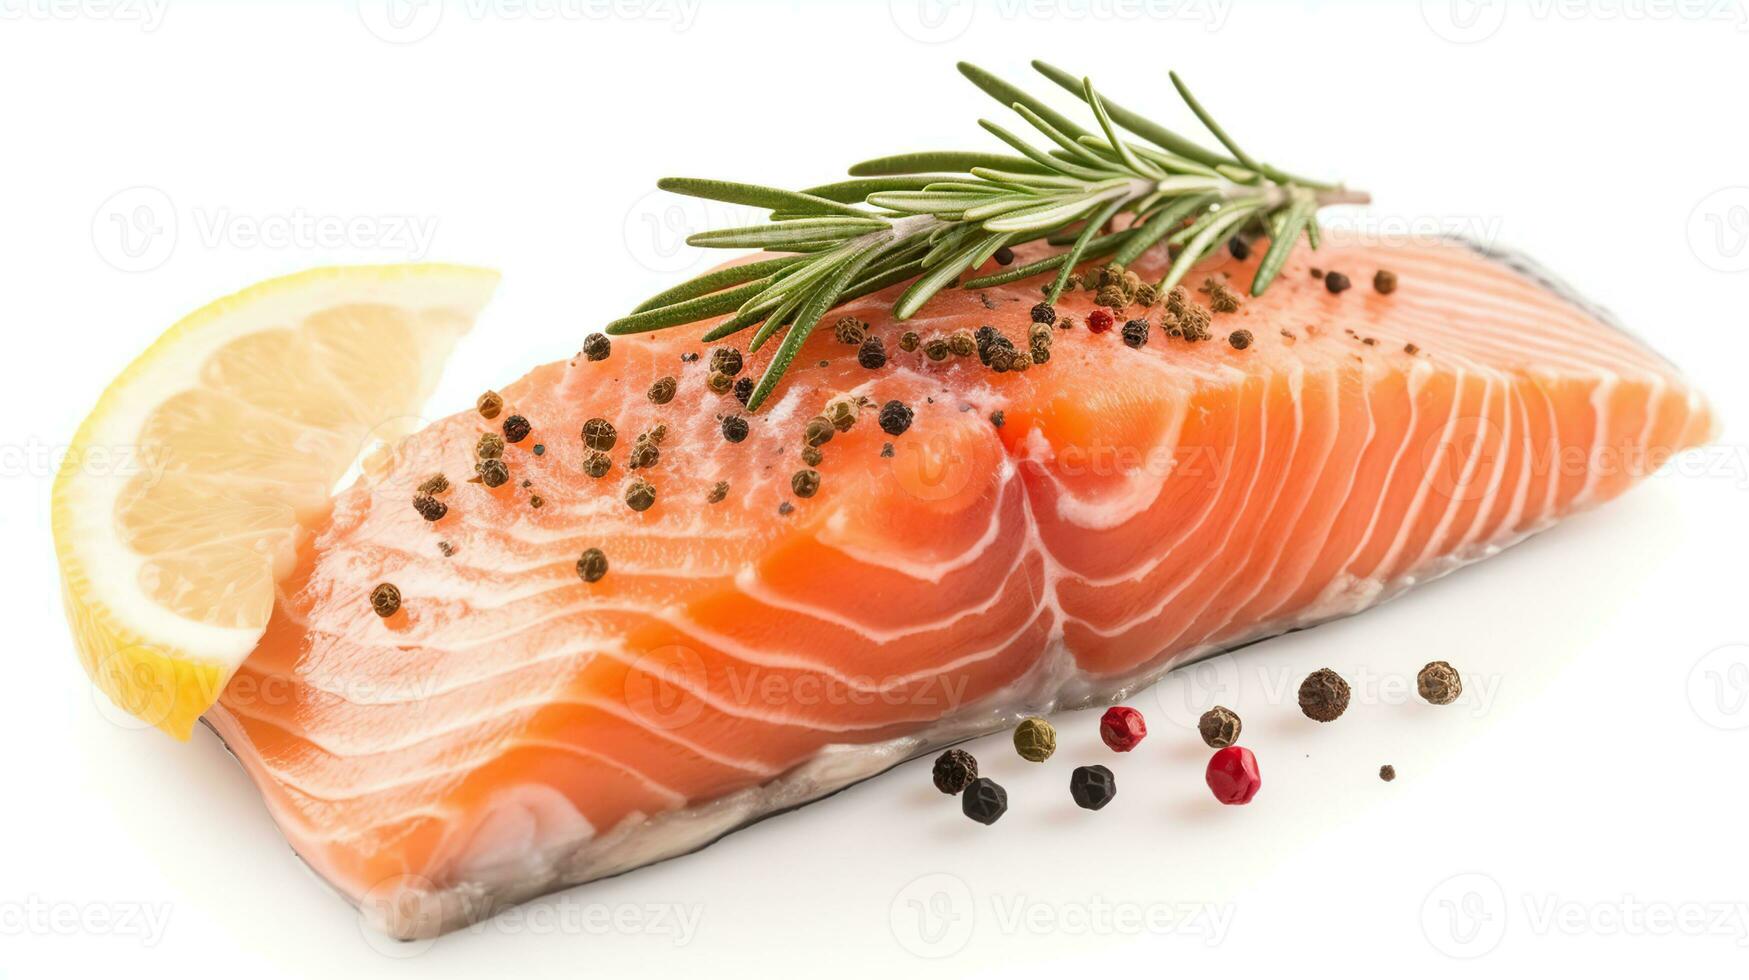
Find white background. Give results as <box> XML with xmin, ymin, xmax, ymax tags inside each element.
<box><xmin>3</xmin><ymin>0</ymin><xmax>1747</xmax><ymax>975</ymax></box>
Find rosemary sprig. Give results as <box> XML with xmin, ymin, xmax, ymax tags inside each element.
<box><xmin>608</xmin><ymin>60</ymin><xmax>1368</xmax><ymax>411</ymax></box>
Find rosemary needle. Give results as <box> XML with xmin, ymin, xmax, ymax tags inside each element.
<box><xmin>608</xmin><ymin>59</ymin><xmax>1369</xmax><ymax>411</ymax></box>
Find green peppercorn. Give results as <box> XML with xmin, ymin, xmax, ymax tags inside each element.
<box><xmin>628</xmin><ymin>441</ymin><xmax>659</xmax><ymax>470</ymax></box>
<box><xmin>647</xmin><ymin>376</ymin><xmax>677</xmax><ymax>404</ymax></box>
<box><xmin>412</xmin><ymin>493</ymin><xmax>447</xmax><ymax>522</ymax></box>
<box><xmin>721</xmin><ymin>415</ymin><xmax>750</xmax><ymax>443</ymax></box>
<box><xmin>476</xmin><ymin>458</ymin><xmax>509</xmax><ymax>488</ymax></box>
<box><xmin>581</xmin><ymin>418</ymin><xmax>617</xmax><ymax>452</ymax></box>
<box><xmin>1013</xmin><ymin>717</ymin><xmax>1056</xmax><ymax>762</ymax></box>
<box><xmin>949</xmin><ymin>330</ymin><xmax>975</xmax><ymax>358</ymax></box>
<box><xmin>707</xmin><ymin>370</ymin><xmax>733</xmax><ymax>394</ymax></box>
<box><xmin>1029</xmin><ymin>322</ymin><xmax>1053</xmax><ymax>348</ymax></box>
<box><xmin>825</xmin><ymin>398</ymin><xmax>857</xmax><ymax>432</ymax></box>
<box><xmin>532</xmin><ymin>444</ymin><xmax>545</xmax><ymax>456</ymax></box>
<box><xmin>582</xmin><ymin>450</ymin><xmax>611</xmax><ymax>479</ymax></box>
<box><xmin>802</xmin><ymin>415</ymin><xmax>834</xmax><ymax>448</ymax></box>
<box><xmin>476</xmin><ymin>390</ymin><xmax>503</xmax><ymax>420</ymax></box>
<box><xmin>502</xmin><ymin>414</ymin><xmax>531</xmax><ymax>443</ymax></box>
<box><xmin>476</xmin><ymin>432</ymin><xmax>505</xmax><ymax>459</ymax></box>
<box><xmin>923</xmin><ymin>336</ymin><xmax>950</xmax><ymax>361</ymax></box>
<box><xmin>581</xmin><ymin>333</ymin><xmax>611</xmax><ymax>361</ymax></box>
<box><xmin>370</xmin><ymin>582</ymin><xmax>401</xmax><ymax>618</ymax></box>
<box><xmin>625</xmin><ymin>478</ymin><xmax>656</xmax><ymax>512</ymax></box>
<box><xmin>899</xmin><ymin>331</ymin><xmax>920</xmax><ymax>352</ymax></box>
<box><xmin>417</xmin><ymin>473</ymin><xmax>449</xmax><ymax>496</ymax></box>
<box><xmin>710</xmin><ymin>347</ymin><xmax>743</xmax><ymax>377</ymax></box>
<box><xmin>791</xmin><ymin>468</ymin><xmax>820</xmax><ymax>498</ymax></box>
<box><xmin>576</xmin><ymin>547</ymin><xmax>608</xmax><ymax>583</ymax></box>
<box><xmin>1030</xmin><ymin>340</ymin><xmax>1051</xmax><ymax>365</ymax></box>
<box><xmin>801</xmin><ymin>445</ymin><xmax>823</xmax><ymax>467</ymax></box>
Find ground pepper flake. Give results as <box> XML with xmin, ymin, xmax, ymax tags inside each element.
<box><xmin>878</xmin><ymin>400</ymin><xmax>913</xmax><ymax>436</ymax></box>
<box><xmin>476</xmin><ymin>391</ymin><xmax>504</xmax><ymax>420</ymax></box>
<box><xmin>1324</xmin><ymin>271</ymin><xmax>1352</xmax><ymax>294</ymax></box>
<box><xmin>1298</xmin><ymin>668</ymin><xmax>1352</xmax><ymax>722</ymax></box>
<box><xmin>1373</xmin><ymin>269</ymin><xmax>1398</xmax><ymax>295</ymax></box>
<box><xmin>438</xmin><ymin>541</ymin><xmax>456</xmax><ymax>557</ymax></box>
<box><xmin>369</xmin><ymin>583</ymin><xmax>401</xmax><ymax>618</ymax></box>
<box><xmin>1228</xmin><ymin>329</ymin><xmax>1254</xmax><ymax>351</ymax></box>
<box><xmin>721</xmin><ymin>415</ymin><xmax>749</xmax><ymax>443</ymax></box>
<box><xmin>777</xmin><ymin>501</ymin><xmax>794</xmax><ymax>516</ymax></box>
<box><xmin>1404</xmin><ymin>342</ymin><xmax>1421</xmax><ymax>356</ymax></box>
<box><xmin>476</xmin><ymin>458</ymin><xmax>509</xmax><ymax>488</ymax></box>
<box><xmin>581</xmin><ymin>418</ymin><xmax>617</xmax><ymax>452</ymax></box>
<box><xmin>582</xmin><ymin>333</ymin><xmax>611</xmax><ymax>361</ymax></box>
<box><xmin>648</xmin><ymin>376</ymin><xmax>677</xmax><ymax>404</ymax></box>
<box><xmin>931</xmin><ymin>748</ymin><xmax>978</xmax><ymax>795</ymax></box>
<box><xmin>990</xmin><ymin>410</ymin><xmax>1005</xmax><ymax>429</ymax></box>
<box><xmin>1013</xmin><ymin>717</ymin><xmax>1056</xmax><ymax>762</ymax></box>
<box><xmin>1417</xmin><ymin>661</ymin><xmax>1463</xmax><ymax>705</ymax></box>
<box><xmin>1379</xmin><ymin>764</ymin><xmax>1397</xmax><ymax>782</ymax></box>
<box><xmin>791</xmin><ymin>468</ymin><xmax>821</xmax><ymax>498</ymax></box>
<box><xmin>502</xmin><ymin>414</ymin><xmax>531</xmax><ymax>444</ymax></box>
<box><xmin>576</xmin><ymin>547</ymin><xmax>608</xmax><ymax>583</ymax></box>
<box><xmin>707</xmin><ymin>481</ymin><xmax>729</xmax><ymax>503</ymax></box>
<box><xmin>625</xmin><ymin>479</ymin><xmax>656</xmax><ymax>512</ymax></box>
<box><xmin>1198</xmin><ymin>705</ymin><xmax>1242</xmax><ymax>748</ymax></box>
<box><xmin>412</xmin><ymin>493</ymin><xmax>447</xmax><ymax>522</ymax></box>
<box><xmin>529</xmin><ymin>494</ymin><xmax>543</xmax><ymax>509</ymax></box>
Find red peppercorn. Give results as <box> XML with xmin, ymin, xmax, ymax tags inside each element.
<box><xmin>1098</xmin><ymin>705</ymin><xmax>1147</xmax><ymax>752</ymax></box>
<box><xmin>1205</xmin><ymin>746</ymin><xmax>1261</xmax><ymax>805</ymax></box>
<box><xmin>1086</xmin><ymin>308</ymin><xmax>1114</xmax><ymax>334</ymax></box>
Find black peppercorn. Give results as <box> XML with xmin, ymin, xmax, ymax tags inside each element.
<box><xmin>412</xmin><ymin>493</ymin><xmax>447</xmax><ymax>522</ymax></box>
<box><xmin>990</xmin><ymin>410</ymin><xmax>1005</xmax><ymax>429</ymax></box>
<box><xmin>1122</xmin><ymin>318</ymin><xmax>1149</xmax><ymax>348</ymax></box>
<box><xmin>878</xmin><ymin>400</ymin><xmax>913</xmax><ymax>436</ymax></box>
<box><xmin>961</xmin><ymin>777</ymin><xmax>1008</xmax><ymax>825</ymax></box>
<box><xmin>931</xmin><ymin>748</ymin><xmax>978</xmax><ymax>795</ymax></box>
<box><xmin>1228</xmin><ymin>236</ymin><xmax>1251</xmax><ymax>261</ymax></box>
<box><xmin>476</xmin><ymin>390</ymin><xmax>503</xmax><ymax>420</ymax></box>
<box><xmin>1324</xmin><ymin>271</ymin><xmax>1352</xmax><ymax>294</ymax></box>
<box><xmin>858</xmin><ymin>336</ymin><xmax>887</xmax><ymax>369</ymax></box>
<box><xmin>1030</xmin><ymin>301</ymin><xmax>1056</xmax><ymax>324</ymax></box>
<box><xmin>1069</xmin><ymin>764</ymin><xmax>1117</xmax><ymax>811</ymax></box>
<box><xmin>476</xmin><ymin>458</ymin><xmax>509</xmax><ymax>488</ymax></box>
<box><xmin>581</xmin><ymin>418</ymin><xmax>617</xmax><ymax>452</ymax></box>
<box><xmin>532</xmin><ymin>444</ymin><xmax>545</xmax><ymax>456</ymax></box>
<box><xmin>648</xmin><ymin>376</ymin><xmax>677</xmax><ymax>404</ymax></box>
<box><xmin>1298</xmin><ymin>668</ymin><xmax>1351</xmax><ymax>722</ymax></box>
<box><xmin>502</xmin><ymin>414</ymin><xmax>531</xmax><ymax>444</ymax></box>
<box><xmin>993</xmin><ymin>245</ymin><xmax>1015</xmax><ymax>266</ymax></box>
<box><xmin>710</xmin><ymin>347</ymin><xmax>743</xmax><ymax>377</ymax></box>
<box><xmin>1228</xmin><ymin>329</ymin><xmax>1254</xmax><ymax>350</ymax></box>
<box><xmin>721</xmin><ymin>415</ymin><xmax>749</xmax><ymax>443</ymax></box>
<box><xmin>582</xmin><ymin>451</ymin><xmax>611</xmax><ymax>479</ymax></box>
<box><xmin>576</xmin><ymin>547</ymin><xmax>608</xmax><ymax>583</ymax></box>
<box><xmin>581</xmin><ymin>333</ymin><xmax>611</xmax><ymax>361</ymax></box>
<box><xmin>1379</xmin><ymin>764</ymin><xmax>1396</xmax><ymax>782</ymax></box>
<box><xmin>733</xmin><ymin>376</ymin><xmax>753</xmax><ymax>405</ymax></box>
<box><xmin>1198</xmin><ymin>705</ymin><xmax>1242</xmax><ymax>748</ymax></box>
<box><xmin>625</xmin><ymin>478</ymin><xmax>656</xmax><ymax>512</ymax></box>
<box><xmin>791</xmin><ymin>468</ymin><xmax>820</xmax><ymax>498</ymax></box>
<box><xmin>1417</xmin><ymin>661</ymin><xmax>1462</xmax><ymax>705</ymax></box>
<box><xmin>369</xmin><ymin>582</ymin><xmax>401</xmax><ymax>618</ymax></box>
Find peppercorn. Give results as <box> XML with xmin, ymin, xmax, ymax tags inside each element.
<box><xmin>582</xmin><ymin>451</ymin><xmax>611</xmax><ymax>479</ymax></box>
<box><xmin>648</xmin><ymin>376</ymin><xmax>677</xmax><ymax>404</ymax></box>
<box><xmin>802</xmin><ymin>415</ymin><xmax>834</xmax><ymax>448</ymax></box>
<box><xmin>625</xmin><ymin>478</ymin><xmax>655</xmax><ymax>512</ymax></box>
<box><xmin>369</xmin><ymin>582</ymin><xmax>401</xmax><ymax>618</ymax></box>
<box><xmin>1008</xmin><ymin>353</ymin><xmax>1029</xmax><ymax>373</ymax></box>
<box><xmin>1013</xmin><ymin>716</ymin><xmax>1056</xmax><ymax>762</ymax></box>
<box><xmin>1298</xmin><ymin>668</ymin><xmax>1351</xmax><ymax>722</ymax></box>
<box><xmin>1030</xmin><ymin>340</ymin><xmax>1050</xmax><ymax>365</ymax></box>
<box><xmin>1099</xmin><ymin>705</ymin><xmax>1147</xmax><ymax>752</ymax></box>
<box><xmin>961</xmin><ymin>777</ymin><xmax>1007</xmax><ymax>825</ymax></box>
<box><xmin>931</xmin><ymin>748</ymin><xmax>978</xmax><ymax>795</ymax></box>
<box><xmin>581</xmin><ymin>418</ymin><xmax>617</xmax><ymax>452</ymax></box>
<box><xmin>576</xmin><ymin>547</ymin><xmax>608</xmax><ymax>583</ymax></box>
<box><xmin>878</xmin><ymin>400</ymin><xmax>913</xmax><ymax>436</ymax></box>
<box><xmin>720</xmin><ymin>413</ymin><xmax>748</xmax><ymax>444</ymax></box>
<box><xmin>1206</xmin><ymin>746</ymin><xmax>1262</xmax><ymax>805</ymax></box>
<box><xmin>858</xmin><ymin>336</ymin><xmax>887</xmax><ymax>369</ymax></box>
<box><xmin>1054</xmin><ymin>314</ymin><xmax>1076</xmax><ymax>331</ymax></box>
<box><xmin>791</xmin><ymin>468</ymin><xmax>820</xmax><ymax>498</ymax></box>
<box><xmin>898</xmin><ymin>331</ymin><xmax>920</xmax><ymax>352</ymax></box>
<box><xmin>1165</xmin><ymin>286</ymin><xmax>1188</xmax><ymax>317</ymax></box>
<box><xmin>412</xmin><ymin>493</ymin><xmax>447</xmax><ymax>522</ymax></box>
<box><xmin>825</xmin><ymin>398</ymin><xmax>857</xmax><ymax>432</ymax></box>
<box><xmin>476</xmin><ymin>432</ymin><xmax>505</xmax><ymax>460</ymax></box>
<box><xmin>582</xmin><ymin>333</ymin><xmax>611</xmax><ymax>361</ymax></box>
<box><xmin>777</xmin><ymin>501</ymin><xmax>794</xmax><ymax>516</ymax></box>
<box><xmin>801</xmin><ymin>445</ymin><xmax>823</xmax><ymax>467</ymax></box>
<box><xmin>1228</xmin><ymin>236</ymin><xmax>1251</xmax><ymax>261</ymax></box>
<box><xmin>949</xmin><ymin>330</ymin><xmax>975</xmax><ymax>358</ymax></box>
<box><xmin>833</xmin><ymin>316</ymin><xmax>866</xmax><ymax>346</ymax></box>
<box><xmin>707</xmin><ymin>370</ymin><xmax>733</xmax><ymax>394</ymax></box>
<box><xmin>1069</xmin><ymin>764</ymin><xmax>1117</xmax><ymax>811</ymax></box>
<box><xmin>993</xmin><ymin>245</ymin><xmax>1015</xmax><ymax>266</ymax></box>
<box><xmin>1324</xmin><ymin>271</ymin><xmax>1352</xmax><ymax>294</ymax></box>
<box><xmin>990</xmin><ymin>410</ymin><xmax>1005</xmax><ymax>429</ymax></box>
<box><xmin>988</xmin><ymin>345</ymin><xmax>1015</xmax><ymax>372</ymax></box>
<box><xmin>1197</xmin><ymin>705</ymin><xmax>1242</xmax><ymax>748</ymax></box>
<box><xmin>1028</xmin><ymin>322</ymin><xmax>1053</xmax><ymax>348</ymax></box>
<box><xmin>1030</xmin><ymin>301</ymin><xmax>1056</xmax><ymax>324</ymax></box>
<box><xmin>628</xmin><ymin>441</ymin><xmax>659</xmax><ymax>470</ymax></box>
<box><xmin>923</xmin><ymin>336</ymin><xmax>950</xmax><ymax>361</ymax></box>
<box><xmin>502</xmin><ymin>414</ymin><xmax>531</xmax><ymax>444</ymax></box>
<box><xmin>1379</xmin><ymin>764</ymin><xmax>1397</xmax><ymax>782</ymax></box>
<box><xmin>1134</xmin><ymin>282</ymin><xmax>1159</xmax><ymax>308</ymax></box>
<box><xmin>1228</xmin><ymin>329</ymin><xmax>1254</xmax><ymax>351</ymax></box>
<box><xmin>1404</xmin><ymin>342</ymin><xmax>1420</xmax><ymax>356</ymax></box>
<box><xmin>1180</xmin><ymin>304</ymin><xmax>1212</xmax><ymax>341</ymax></box>
<box><xmin>529</xmin><ymin>494</ymin><xmax>544</xmax><ymax>509</ymax></box>
<box><xmin>1417</xmin><ymin>661</ymin><xmax>1463</xmax><ymax>705</ymax></box>
<box><xmin>1086</xmin><ymin>309</ymin><xmax>1114</xmax><ymax>334</ymax></box>
<box><xmin>1309</xmin><ymin>267</ymin><xmax>1323</xmax><ymax>279</ymax></box>
<box><xmin>1209</xmin><ymin>287</ymin><xmax>1242</xmax><ymax>314</ymax></box>
<box><xmin>532</xmin><ymin>444</ymin><xmax>545</xmax><ymax>456</ymax></box>
<box><xmin>1122</xmin><ymin>318</ymin><xmax>1149</xmax><ymax>348</ymax></box>
<box><xmin>438</xmin><ymin>541</ymin><xmax>456</xmax><ymax>557</ymax></box>
<box><xmin>707</xmin><ymin>481</ymin><xmax>729</xmax><ymax>503</ymax></box>
<box><xmin>1095</xmin><ymin>283</ymin><xmax>1127</xmax><ymax>309</ymax></box>
<box><xmin>733</xmin><ymin>376</ymin><xmax>753</xmax><ymax>405</ymax></box>
<box><xmin>1373</xmin><ymin>269</ymin><xmax>1398</xmax><ymax>295</ymax></box>
<box><xmin>710</xmin><ymin>347</ymin><xmax>743</xmax><ymax>377</ymax></box>
<box><xmin>417</xmin><ymin>473</ymin><xmax>449</xmax><ymax>496</ymax></box>
<box><xmin>476</xmin><ymin>390</ymin><xmax>504</xmax><ymax>420</ymax></box>
<box><xmin>476</xmin><ymin>458</ymin><xmax>509</xmax><ymax>488</ymax></box>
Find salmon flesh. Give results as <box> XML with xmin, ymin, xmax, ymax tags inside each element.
<box><xmin>204</xmin><ymin>237</ymin><xmax>1714</xmax><ymax>937</ymax></box>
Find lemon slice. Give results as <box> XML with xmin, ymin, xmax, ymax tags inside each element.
<box><xmin>53</xmin><ymin>264</ymin><xmax>499</xmax><ymax>739</ymax></box>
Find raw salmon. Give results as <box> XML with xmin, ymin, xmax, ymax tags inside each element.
<box><xmin>205</xmin><ymin>235</ymin><xmax>1713</xmax><ymax>937</ymax></box>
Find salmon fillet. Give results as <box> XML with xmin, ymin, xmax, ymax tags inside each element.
<box><xmin>205</xmin><ymin>235</ymin><xmax>1713</xmax><ymax>937</ymax></box>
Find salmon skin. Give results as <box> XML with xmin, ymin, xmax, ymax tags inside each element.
<box><xmin>206</xmin><ymin>235</ymin><xmax>1713</xmax><ymax>938</ymax></box>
